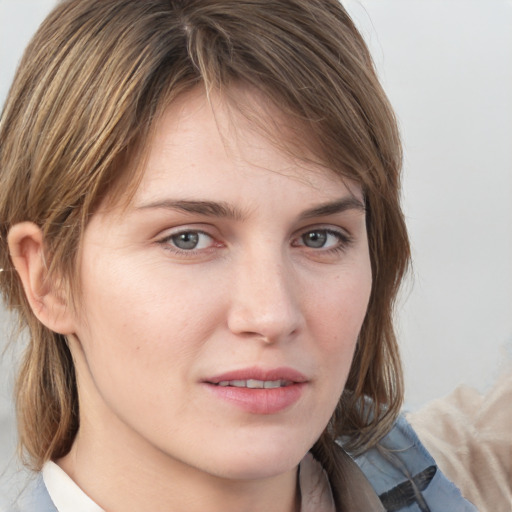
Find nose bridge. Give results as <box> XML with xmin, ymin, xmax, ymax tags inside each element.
<box><xmin>227</xmin><ymin>244</ymin><xmax>302</xmax><ymax>342</ymax></box>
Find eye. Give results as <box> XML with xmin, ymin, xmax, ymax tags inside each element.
<box><xmin>301</xmin><ymin>230</ymin><xmax>331</xmax><ymax>248</ymax></box>
<box><xmin>294</xmin><ymin>228</ymin><xmax>351</xmax><ymax>251</ymax></box>
<box><xmin>162</xmin><ymin>230</ymin><xmax>215</xmax><ymax>251</ymax></box>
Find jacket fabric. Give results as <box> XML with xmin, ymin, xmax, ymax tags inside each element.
<box><xmin>7</xmin><ymin>415</ymin><xmax>478</xmax><ymax>512</ymax></box>
<box><xmin>353</xmin><ymin>415</ymin><xmax>478</xmax><ymax>511</ymax></box>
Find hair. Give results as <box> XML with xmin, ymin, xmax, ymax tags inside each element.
<box><xmin>0</xmin><ymin>0</ymin><xmax>409</xmax><ymax>504</ymax></box>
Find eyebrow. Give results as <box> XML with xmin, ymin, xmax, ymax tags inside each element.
<box><xmin>136</xmin><ymin>199</ymin><xmax>245</xmax><ymax>220</ymax></box>
<box><xmin>298</xmin><ymin>196</ymin><xmax>366</xmax><ymax>220</ymax></box>
<box><xmin>136</xmin><ymin>196</ymin><xmax>365</xmax><ymax>220</ymax></box>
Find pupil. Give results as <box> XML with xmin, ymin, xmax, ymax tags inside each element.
<box><xmin>304</xmin><ymin>231</ymin><xmax>326</xmax><ymax>248</ymax></box>
<box><xmin>173</xmin><ymin>232</ymin><xmax>199</xmax><ymax>250</ymax></box>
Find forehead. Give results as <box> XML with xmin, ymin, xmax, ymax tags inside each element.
<box><xmin>133</xmin><ymin>86</ymin><xmax>361</xmax><ymax>202</ymax></box>
<box><xmin>100</xmin><ymin>85</ymin><xmax>362</xmax><ymax>217</ymax></box>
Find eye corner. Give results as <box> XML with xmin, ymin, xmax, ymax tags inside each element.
<box><xmin>292</xmin><ymin>226</ymin><xmax>354</xmax><ymax>254</ymax></box>
<box><xmin>156</xmin><ymin>228</ymin><xmax>224</xmax><ymax>257</ymax></box>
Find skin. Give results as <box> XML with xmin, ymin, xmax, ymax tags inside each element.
<box><xmin>9</xmin><ymin>88</ymin><xmax>372</xmax><ymax>512</ymax></box>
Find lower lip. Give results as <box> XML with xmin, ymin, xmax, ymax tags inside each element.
<box><xmin>204</xmin><ymin>383</ymin><xmax>306</xmax><ymax>415</ymax></box>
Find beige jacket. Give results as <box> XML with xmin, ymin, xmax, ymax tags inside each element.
<box><xmin>408</xmin><ymin>372</ymin><xmax>512</xmax><ymax>512</ymax></box>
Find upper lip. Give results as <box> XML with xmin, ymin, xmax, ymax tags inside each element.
<box><xmin>204</xmin><ymin>366</ymin><xmax>308</xmax><ymax>384</ymax></box>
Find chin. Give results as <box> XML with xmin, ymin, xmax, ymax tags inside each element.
<box><xmin>211</xmin><ymin>456</ymin><xmax>300</xmax><ymax>481</ymax></box>
<box><xmin>198</xmin><ymin>434</ymin><xmax>314</xmax><ymax>481</ymax></box>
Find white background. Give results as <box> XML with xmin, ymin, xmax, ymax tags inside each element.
<box><xmin>1</xmin><ymin>0</ymin><xmax>511</xmax><ymax>504</ymax></box>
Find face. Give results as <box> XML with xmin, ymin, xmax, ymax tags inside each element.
<box><xmin>67</xmin><ymin>88</ymin><xmax>372</xmax><ymax>482</ymax></box>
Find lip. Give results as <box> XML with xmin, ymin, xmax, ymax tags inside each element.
<box><xmin>202</xmin><ymin>366</ymin><xmax>308</xmax><ymax>415</ymax></box>
<box><xmin>205</xmin><ymin>366</ymin><xmax>308</xmax><ymax>384</ymax></box>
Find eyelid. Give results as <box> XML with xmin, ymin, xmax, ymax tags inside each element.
<box><xmin>154</xmin><ymin>222</ymin><xmax>219</xmax><ymax>241</ymax></box>
<box><xmin>156</xmin><ymin>226</ymin><xmax>223</xmax><ymax>255</ymax></box>
<box><xmin>292</xmin><ymin>225</ymin><xmax>354</xmax><ymax>252</ymax></box>
<box><xmin>294</xmin><ymin>223</ymin><xmax>352</xmax><ymax>240</ymax></box>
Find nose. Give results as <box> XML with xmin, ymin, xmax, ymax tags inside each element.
<box><xmin>226</xmin><ymin>250</ymin><xmax>303</xmax><ymax>344</ymax></box>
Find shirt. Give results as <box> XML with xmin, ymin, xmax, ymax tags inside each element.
<box><xmin>41</xmin><ymin>454</ymin><xmax>339</xmax><ymax>512</ymax></box>
<box><xmin>42</xmin><ymin>462</ymin><xmax>103</xmax><ymax>512</ymax></box>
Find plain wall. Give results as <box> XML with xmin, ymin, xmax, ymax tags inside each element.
<box><xmin>344</xmin><ymin>0</ymin><xmax>512</xmax><ymax>407</ymax></box>
<box><xmin>1</xmin><ymin>0</ymin><xmax>511</xmax><ymax>504</ymax></box>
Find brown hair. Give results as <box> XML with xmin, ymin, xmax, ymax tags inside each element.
<box><xmin>0</xmin><ymin>0</ymin><xmax>409</xmax><ymax>502</ymax></box>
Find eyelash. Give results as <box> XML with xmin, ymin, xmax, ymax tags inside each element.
<box><xmin>158</xmin><ymin>230</ymin><xmax>220</xmax><ymax>256</ymax></box>
<box><xmin>157</xmin><ymin>227</ymin><xmax>353</xmax><ymax>256</ymax></box>
<box><xmin>293</xmin><ymin>228</ymin><xmax>353</xmax><ymax>254</ymax></box>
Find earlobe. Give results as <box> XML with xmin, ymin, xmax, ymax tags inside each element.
<box><xmin>7</xmin><ymin>222</ymin><xmax>76</xmax><ymax>335</ymax></box>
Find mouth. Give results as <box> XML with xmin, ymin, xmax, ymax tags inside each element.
<box><xmin>205</xmin><ymin>366</ymin><xmax>308</xmax><ymax>385</ymax></box>
<box><xmin>203</xmin><ymin>367</ymin><xmax>308</xmax><ymax>415</ymax></box>
<box><xmin>216</xmin><ymin>379</ymin><xmax>292</xmax><ymax>389</ymax></box>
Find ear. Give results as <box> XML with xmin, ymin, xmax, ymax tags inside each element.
<box><xmin>7</xmin><ymin>222</ymin><xmax>76</xmax><ymax>335</ymax></box>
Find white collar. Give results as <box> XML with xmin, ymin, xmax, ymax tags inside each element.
<box><xmin>41</xmin><ymin>455</ymin><xmax>335</xmax><ymax>512</ymax></box>
<box><xmin>42</xmin><ymin>461</ymin><xmax>105</xmax><ymax>512</ymax></box>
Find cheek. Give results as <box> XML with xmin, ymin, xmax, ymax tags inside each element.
<box><xmin>75</xmin><ymin>255</ymin><xmax>226</xmax><ymax>384</ymax></box>
<box><xmin>306</xmin><ymin>263</ymin><xmax>372</xmax><ymax>386</ymax></box>
<box><xmin>311</xmin><ymin>265</ymin><xmax>372</xmax><ymax>341</ymax></box>
<box><xmin>71</xmin><ymin>268</ymin><xmax>205</xmax><ymax>429</ymax></box>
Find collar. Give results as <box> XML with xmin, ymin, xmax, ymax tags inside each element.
<box><xmin>322</xmin><ymin>447</ymin><xmax>387</xmax><ymax>511</ymax></box>
<box><xmin>43</xmin><ymin>451</ymin><xmax>384</xmax><ymax>512</ymax></box>
<box><xmin>42</xmin><ymin>461</ymin><xmax>104</xmax><ymax>512</ymax></box>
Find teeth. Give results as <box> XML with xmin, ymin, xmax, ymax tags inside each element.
<box><xmin>264</xmin><ymin>380</ymin><xmax>282</xmax><ymax>389</ymax></box>
<box><xmin>216</xmin><ymin>379</ymin><xmax>289</xmax><ymax>388</ymax></box>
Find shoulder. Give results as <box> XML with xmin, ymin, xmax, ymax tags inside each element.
<box><xmin>350</xmin><ymin>414</ymin><xmax>479</xmax><ymax>511</ymax></box>
<box><xmin>3</xmin><ymin>473</ymin><xmax>57</xmax><ymax>512</ymax></box>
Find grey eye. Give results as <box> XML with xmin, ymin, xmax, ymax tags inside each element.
<box><xmin>301</xmin><ymin>230</ymin><xmax>328</xmax><ymax>248</ymax></box>
<box><xmin>171</xmin><ymin>231</ymin><xmax>200</xmax><ymax>250</ymax></box>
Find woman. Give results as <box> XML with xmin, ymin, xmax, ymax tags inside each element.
<box><xmin>0</xmin><ymin>0</ymin><xmax>477</xmax><ymax>510</ymax></box>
